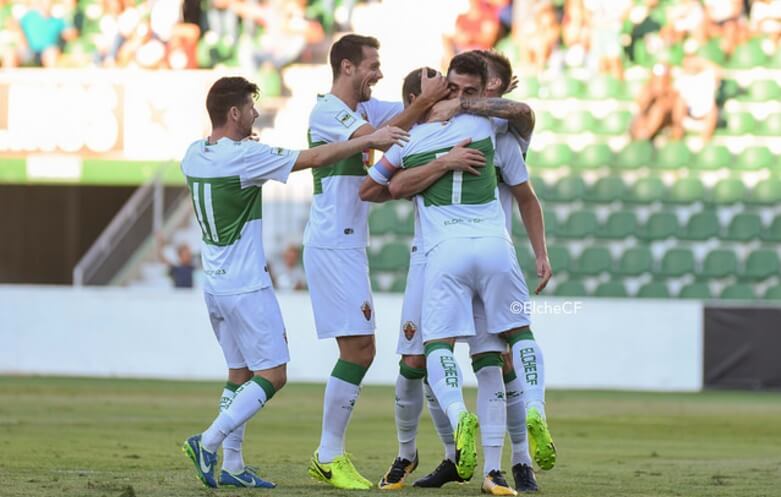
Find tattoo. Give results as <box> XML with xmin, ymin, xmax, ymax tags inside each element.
<box><xmin>461</xmin><ymin>97</ymin><xmax>534</xmax><ymax>138</ymax></box>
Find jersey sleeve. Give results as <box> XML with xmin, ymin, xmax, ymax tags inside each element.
<box><xmin>240</xmin><ymin>142</ymin><xmax>300</xmax><ymax>187</ymax></box>
<box><xmin>496</xmin><ymin>135</ymin><xmax>528</xmax><ymax>187</ymax></box>
<box><xmin>490</xmin><ymin>117</ymin><xmax>509</xmax><ymax>135</ymax></box>
<box><xmin>360</xmin><ymin>99</ymin><xmax>404</xmax><ymax>128</ymax></box>
<box><xmin>367</xmin><ymin>146</ymin><xmax>404</xmax><ymax>186</ymax></box>
<box><xmin>310</xmin><ymin>99</ymin><xmax>368</xmax><ymax>143</ymax></box>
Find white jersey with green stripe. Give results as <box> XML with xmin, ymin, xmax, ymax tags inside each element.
<box><xmin>384</xmin><ymin>114</ymin><xmax>509</xmax><ymax>254</ymax></box>
<box><xmin>496</xmin><ymin>131</ymin><xmax>530</xmax><ymax>232</ymax></box>
<box><xmin>304</xmin><ymin>93</ymin><xmax>403</xmax><ymax>249</ymax></box>
<box><xmin>181</xmin><ymin>137</ymin><xmax>299</xmax><ymax>295</ymax></box>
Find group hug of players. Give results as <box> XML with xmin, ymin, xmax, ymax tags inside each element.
<box><xmin>180</xmin><ymin>34</ymin><xmax>556</xmax><ymax>495</ymax></box>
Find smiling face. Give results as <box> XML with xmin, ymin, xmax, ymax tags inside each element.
<box><xmin>352</xmin><ymin>46</ymin><xmax>383</xmax><ymax>102</ymax></box>
<box><xmin>446</xmin><ymin>70</ymin><xmax>485</xmax><ymax>100</ymax></box>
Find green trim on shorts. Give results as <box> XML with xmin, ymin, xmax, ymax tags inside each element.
<box><xmin>505</xmin><ymin>327</ymin><xmax>534</xmax><ymax>347</ymax></box>
<box><xmin>399</xmin><ymin>360</ymin><xmax>427</xmax><ymax>380</ymax></box>
<box><xmin>503</xmin><ymin>370</ymin><xmax>518</xmax><ymax>384</ymax></box>
<box><xmin>225</xmin><ymin>382</ymin><xmax>241</xmax><ymax>392</ymax></box>
<box><xmin>252</xmin><ymin>376</ymin><xmax>276</xmax><ymax>401</ymax></box>
<box><xmin>331</xmin><ymin>359</ymin><xmax>368</xmax><ymax>386</ymax></box>
<box><xmin>424</xmin><ymin>342</ymin><xmax>454</xmax><ymax>355</ymax></box>
<box><xmin>471</xmin><ymin>352</ymin><xmax>504</xmax><ymax>372</ymax></box>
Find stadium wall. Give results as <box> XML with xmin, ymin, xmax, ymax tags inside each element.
<box><xmin>0</xmin><ymin>286</ymin><xmax>704</xmax><ymax>391</ymax></box>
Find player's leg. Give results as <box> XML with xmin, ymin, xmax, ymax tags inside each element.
<box><xmin>221</xmin><ymin>367</ymin><xmax>252</xmax><ymax>474</ymax></box>
<box><xmin>413</xmin><ymin>378</ymin><xmax>462</xmax><ymax>488</ymax></box>
<box><xmin>502</xmin><ymin>354</ymin><xmax>538</xmax><ymax>492</ymax></box>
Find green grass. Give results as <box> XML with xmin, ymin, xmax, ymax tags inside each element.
<box><xmin>1</xmin><ymin>377</ymin><xmax>780</xmax><ymax>497</ymax></box>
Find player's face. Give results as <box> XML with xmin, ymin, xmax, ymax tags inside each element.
<box><xmin>235</xmin><ymin>95</ymin><xmax>259</xmax><ymax>138</ymax></box>
<box><xmin>446</xmin><ymin>71</ymin><xmax>484</xmax><ymax>100</ymax></box>
<box><xmin>354</xmin><ymin>47</ymin><xmax>382</xmax><ymax>102</ymax></box>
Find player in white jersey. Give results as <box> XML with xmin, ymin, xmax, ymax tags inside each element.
<box><xmin>303</xmin><ymin>34</ymin><xmax>450</xmax><ymax>491</ymax></box>
<box><xmin>180</xmin><ymin>76</ymin><xmax>409</xmax><ymax>489</ymax></box>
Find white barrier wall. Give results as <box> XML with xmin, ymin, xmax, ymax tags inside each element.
<box><xmin>0</xmin><ymin>286</ymin><xmax>703</xmax><ymax>391</ymax></box>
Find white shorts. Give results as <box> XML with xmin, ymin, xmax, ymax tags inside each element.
<box><xmin>397</xmin><ymin>261</ymin><xmax>425</xmax><ymax>356</ymax></box>
<box><xmin>303</xmin><ymin>246</ymin><xmax>376</xmax><ymax>339</ymax></box>
<box><xmin>464</xmin><ymin>298</ymin><xmax>509</xmax><ymax>355</ymax></box>
<box><xmin>422</xmin><ymin>237</ymin><xmax>531</xmax><ymax>343</ymax></box>
<box><xmin>204</xmin><ymin>287</ymin><xmax>290</xmax><ymax>371</ymax></box>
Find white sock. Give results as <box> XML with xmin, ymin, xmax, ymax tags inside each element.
<box><xmin>219</xmin><ymin>385</ymin><xmax>246</xmax><ymax>474</ymax></box>
<box><xmin>318</xmin><ymin>359</ymin><xmax>367</xmax><ymax>463</ymax></box>
<box><xmin>424</xmin><ymin>381</ymin><xmax>456</xmax><ymax>461</ymax></box>
<box><xmin>425</xmin><ymin>344</ymin><xmax>466</xmax><ymax>430</ymax></box>
<box><xmin>504</xmin><ymin>371</ymin><xmax>532</xmax><ymax>466</ymax></box>
<box><xmin>474</xmin><ymin>360</ymin><xmax>506</xmax><ymax>476</ymax></box>
<box><xmin>511</xmin><ymin>330</ymin><xmax>546</xmax><ymax>417</ymax></box>
<box><xmin>395</xmin><ymin>365</ymin><xmax>425</xmax><ymax>462</ymax></box>
<box><xmin>202</xmin><ymin>378</ymin><xmax>274</xmax><ymax>453</ymax></box>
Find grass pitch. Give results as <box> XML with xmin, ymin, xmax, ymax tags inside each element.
<box><xmin>1</xmin><ymin>377</ymin><xmax>779</xmax><ymax>497</ymax></box>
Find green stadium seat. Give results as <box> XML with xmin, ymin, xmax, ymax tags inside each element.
<box><xmin>550</xmin><ymin>176</ymin><xmax>586</xmax><ymax>202</ymax></box>
<box><xmin>761</xmin><ymin>215</ymin><xmax>781</xmax><ymax>242</ymax></box>
<box><xmin>725</xmin><ymin>111</ymin><xmax>756</xmax><ymax>135</ymax></box>
<box><xmin>570</xmin><ymin>247</ymin><xmax>612</xmax><ymax>276</ymax></box>
<box><xmin>370</xmin><ymin>242</ymin><xmax>410</xmax><ymax>271</ymax></box>
<box><xmin>700</xmin><ymin>39</ymin><xmax>727</xmax><ymax>65</ymax></box>
<box><xmin>657</xmin><ymin>248</ymin><xmax>696</xmax><ymax>278</ymax></box>
<box><xmin>637</xmin><ymin>281</ymin><xmax>671</xmax><ymax>298</ymax></box>
<box><xmin>529</xmin><ymin>176</ymin><xmax>550</xmax><ymax>200</ymax></box>
<box><xmin>747</xmin><ymin>79</ymin><xmax>781</xmax><ymax>101</ymax></box>
<box><xmin>708</xmin><ymin>178</ymin><xmax>747</xmax><ymax>205</ymax></box>
<box><xmin>761</xmin><ymin>113</ymin><xmax>781</xmax><ymax>136</ymax></box>
<box><xmin>656</xmin><ymin>141</ymin><xmax>693</xmax><ymax>170</ymax></box>
<box><xmin>389</xmin><ymin>273</ymin><xmax>407</xmax><ymax>293</ymax></box>
<box><xmin>369</xmin><ymin>206</ymin><xmax>399</xmax><ymax>235</ymax></box>
<box><xmin>575</xmin><ymin>144</ymin><xmax>614</xmax><ymax>169</ymax></box>
<box><xmin>742</xmin><ymin>249</ymin><xmax>781</xmax><ymax>281</ymax></box>
<box><xmin>636</xmin><ymin>212</ymin><xmax>679</xmax><ymax>240</ymax></box>
<box><xmin>584</xmin><ymin>176</ymin><xmax>625</xmax><ymax>203</ymax></box>
<box><xmin>547</xmin><ymin>245</ymin><xmax>571</xmax><ymax>273</ymax></box>
<box><xmin>561</xmin><ymin>111</ymin><xmax>596</xmax><ymax>134</ymax></box>
<box><xmin>679</xmin><ymin>210</ymin><xmax>720</xmax><ymax>240</ymax></box>
<box><xmin>700</xmin><ymin>249</ymin><xmax>739</xmax><ymax>279</ymax></box>
<box><xmin>258</xmin><ymin>65</ymin><xmax>282</xmax><ymax>97</ymax></box>
<box><xmin>615</xmin><ymin>246</ymin><xmax>653</xmax><ymax>276</ymax></box>
<box><xmin>594</xmin><ymin>281</ymin><xmax>628</xmax><ymax>298</ymax></box>
<box><xmin>512</xmin><ymin>213</ymin><xmax>525</xmax><ymax>237</ymax></box>
<box><xmin>554</xmin><ymin>280</ymin><xmax>588</xmax><ymax>297</ymax></box>
<box><xmin>724</xmin><ymin>212</ymin><xmax>762</xmax><ymax>241</ymax></box>
<box><xmin>556</xmin><ymin>210</ymin><xmax>599</xmax><ymax>238</ymax></box>
<box><xmin>538</xmin><ymin>144</ymin><xmax>574</xmax><ymax>168</ymax></box>
<box><xmin>513</xmin><ymin>76</ymin><xmax>539</xmax><ymax>98</ymax></box>
<box><xmin>667</xmin><ymin>177</ymin><xmax>706</xmax><ymax>204</ymax></box>
<box><xmin>718</xmin><ymin>78</ymin><xmax>741</xmax><ymax>102</ymax></box>
<box><xmin>696</xmin><ymin>144</ymin><xmax>732</xmax><ymax>170</ymax></box>
<box><xmin>516</xmin><ymin>244</ymin><xmax>535</xmax><ymax>270</ymax></box>
<box><xmin>720</xmin><ymin>283</ymin><xmax>756</xmax><ymax>300</ymax></box>
<box><xmin>546</xmin><ymin>76</ymin><xmax>584</xmax><ymax>99</ymax></box>
<box><xmin>679</xmin><ymin>282</ymin><xmax>712</xmax><ymax>299</ymax></box>
<box><xmin>748</xmin><ymin>179</ymin><xmax>781</xmax><ymax>205</ymax></box>
<box><xmin>624</xmin><ymin>177</ymin><xmax>666</xmax><ymax>204</ymax></box>
<box><xmin>597</xmin><ymin>111</ymin><xmax>632</xmax><ymax>135</ymax></box>
<box><xmin>586</xmin><ymin>76</ymin><xmax>624</xmax><ymax>100</ymax></box>
<box><xmin>772</xmin><ymin>49</ymin><xmax>781</xmax><ymax>69</ymax></box>
<box><xmin>543</xmin><ymin>208</ymin><xmax>559</xmax><ymax>235</ymax></box>
<box><xmin>536</xmin><ymin>111</ymin><xmax>558</xmax><ymax>133</ymax></box>
<box><xmin>729</xmin><ymin>40</ymin><xmax>768</xmax><ymax>69</ymax></box>
<box><xmin>738</xmin><ymin>147</ymin><xmax>773</xmax><ymax>171</ymax></box>
<box><xmin>765</xmin><ymin>285</ymin><xmax>781</xmax><ymax>300</ymax></box>
<box><xmin>597</xmin><ymin>211</ymin><xmax>637</xmax><ymax>239</ymax></box>
<box><xmin>616</xmin><ymin>141</ymin><xmax>654</xmax><ymax>170</ymax></box>
<box><xmin>395</xmin><ymin>211</ymin><xmax>415</xmax><ymax>236</ymax></box>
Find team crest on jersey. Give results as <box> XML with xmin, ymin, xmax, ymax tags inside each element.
<box><xmin>403</xmin><ymin>321</ymin><xmax>417</xmax><ymax>341</ymax></box>
<box><xmin>271</xmin><ymin>147</ymin><xmax>287</xmax><ymax>156</ymax></box>
<box><xmin>336</xmin><ymin>110</ymin><xmax>356</xmax><ymax>128</ymax></box>
<box><xmin>361</xmin><ymin>301</ymin><xmax>372</xmax><ymax>321</ymax></box>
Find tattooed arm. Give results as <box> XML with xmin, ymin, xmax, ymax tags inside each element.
<box><xmin>460</xmin><ymin>97</ymin><xmax>535</xmax><ymax>142</ymax></box>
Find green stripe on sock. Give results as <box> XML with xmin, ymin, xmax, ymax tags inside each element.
<box><xmin>424</xmin><ymin>341</ymin><xmax>453</xmax><ymax>355</ymax></box>
<box><xmin>503</xmin><ymin>370</ymin><xmax>518</xmax><ymax>384</ymax></box>
<box><xmin>399</xmin><ymin>360</ymin><xmax>426</xmax><ymax>380</ymax></box>
<box><xmin>225</xmin><ymin>382</ymin><xmax>241</xmax><ymax>393</ymax></box>
<box><xmin>505</xmin><ymin>326</ymin><xmax>534</xmax><ymax>347</ymax></box>
<box><xmin>471</xmin><ymin>352</ymin><xmax>504</xmax><ymax>372</ymax></box>
<box><xmin>252</xmin><ymin>376</ymin><xmax>276</xmax><ymax>401</ymax></box>
<box><xmin>331</xmin><ymin>359</ymin><xmax>368</xmax><ymax>386</ymax></box>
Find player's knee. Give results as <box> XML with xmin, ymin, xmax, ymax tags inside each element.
<box><xmin>501</xmin><ymin>351</ymin><xmax>514</xmax><ymax>374</ymax></box>
<box><xmin>402</xmin><ymin>354</ymin><xmax>426</xmax><ymax>370</ymax></box>
<box><xmin>339</xmin><ymin>335</ymin><xmax>375</xmax><ymax>368</ymax></box>
<box><xmin>471</xmin><ymin>352</ymin><xmax>504</xmax><ymax>373</ymax></box>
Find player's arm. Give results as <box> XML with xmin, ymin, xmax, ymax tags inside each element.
<box><xmin>510</xmin><ymin>181</ymin><xmax>552</xmax><ymax>294</ymax></box>
<box><xmin>460</xmin><ymin>97</ymin><xmax>535</xmax><ymax>143</ymax></box>
<box><xmin>359</xmin><ymin>157</ymin><xmax>399</xmax><ymax>203</ymax></box>
<box><xmin>293</xmin><ymin>126</ymin><xmax>408</xmax><ymax>171</ymax></box>
<box><xmin>388</xmin><ymin>139</ymin><xmax>486</xmax><ymax>200</ymax></box>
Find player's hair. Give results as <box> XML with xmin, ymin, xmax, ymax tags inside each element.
<box><xmin>474</xmin><ymin>49</ymin><xmax>512</xmax><ymax>94</ymax></box>
<box><xmin>329</xmin><ymin>34</ymin><xmax>380</xmax><ymax>79</ymax></box>
<box><xmin>401</xmin><ymin>67</ymin><xmax>438</xmax><ymax>105</ymax></box>
<box><xmin>206</xmin><ymin>77</ymin><xmax>259</xmax><ymax>128</ymax></box>
<box><xmin>447</xmin><ymin>52</ymin><xmax>489</xmax><ymax>88</ymax></box>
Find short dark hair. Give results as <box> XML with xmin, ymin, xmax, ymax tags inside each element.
<box><xmin>329</xmin><ymin>34</ymin><xmax>380</xmax><ymax>79</ymax></box>
<box><xmin>474</xmin><ymin>49</ymin><xmax>512</xmax><ymax>94</ymax></box>
<box><xmin>447</xmin><ymin>52</ymin><xmax>488</xmax><ymax>88</ymax></box>
<box><xmin>206</xmin><ymin>77</ymin><xmax>259</xmax><ymax>127</ymax></box>
<box><xmin>402</xmin><ymin>67</ymin><xmax>438</xmax><ymax>105</ymax></box>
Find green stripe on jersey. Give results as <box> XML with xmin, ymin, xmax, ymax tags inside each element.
<box><xmin>186</xmin><ymin>175</ymin><xmax>262</xmax><ymax>247</ymax></box>
<box><xmin>308</xmin><ymin>136</ymin><xmax>366</xmax><ymax>194</ymax></box>
<box><xmin>403</xmin><ymin>137</ymin><xmax>496</xmax><ymax>207</ymax></box>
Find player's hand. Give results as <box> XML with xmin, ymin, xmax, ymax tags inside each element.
<box><xmin>440</xmin><ymin>138</ymin><xmax>485</xmax><ymax>175</ymax></box>
<box><xmin>419</xmin><ymin>68</ymin><xmax>449</xmax><ymax>105</ymax></box>
<box><xmin>505</xmin><ymin>75</ymin><xmax>520</xmax><ymax>95</ymax></box>
<box><xmin>535</xmin><ymin>255</ymin><xmax>552</xmax><ymax>294</ymax></box>
<box><xmin>427</xmin><ymin>98</ymin><xmax>461</xmax><ymax>122</ymax></box>
<box><xmin>368</xmin><ymin>126</ymin><xmax>410</xmax><ymax>149</ymax></box>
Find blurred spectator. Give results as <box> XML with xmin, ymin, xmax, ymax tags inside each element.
<box><xmin>207</xmin><ymin>0</ymin><xmax>238</xmax><ymax>45</ymax></box>
<box><xmin>561</xmin><ymin>0</ymin><xmax>589</xmax><ymax>68</ymax></box>
<box><xmin>704</xmin><ymin>0</ymin><xmax>748</xmax><ymax>56</ymax></box>
<box><xmin>663</xmin><ymin>0</ymin><xmax>708</xmax><ymax>45</ymax></box>
<box><xmin>751</xmin><ymin>0</ymin><xmax>781</xmax><ymax>49</ymax></box>
<box><xmin>450</xmin><ymin>0</ymin><xmax>503</xmax><ymax>54</ymax></box>
<box><xmin>19</xmin><ymin>0</ymin><xmax>78</xmax><ymax>67</ymax></box>
<box><xmin>270</xmin><ymin>244</ymin><xmax>306</xmax><ymax>291</ymax></box>
<box><xmin>0</xmin><ymin>1</ymin><xmax>26</xmax><ymax>67</ymax></box>
<box><xmin>156</xmin><ymin>232</ymin><xmax>195</xmax><ymax>289</ymax></box>
<box><xmin>583</xmin><ymin>0</ymin><xmax>632</xmax><ymax>79</ymax></box>
<box><xmin>672</xmin><ymin>53</ymin><xmax>720</xmax><ymax>141</ymax></box>
<box><xmin>630</xmin><ymin>64</ymin><xmax>679</xmax><ymax>140</ymax></box>
<box><xmin>517</xmin><ymin>0</ymin><xmax>560</xmax><ymax>71</ymax></box>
